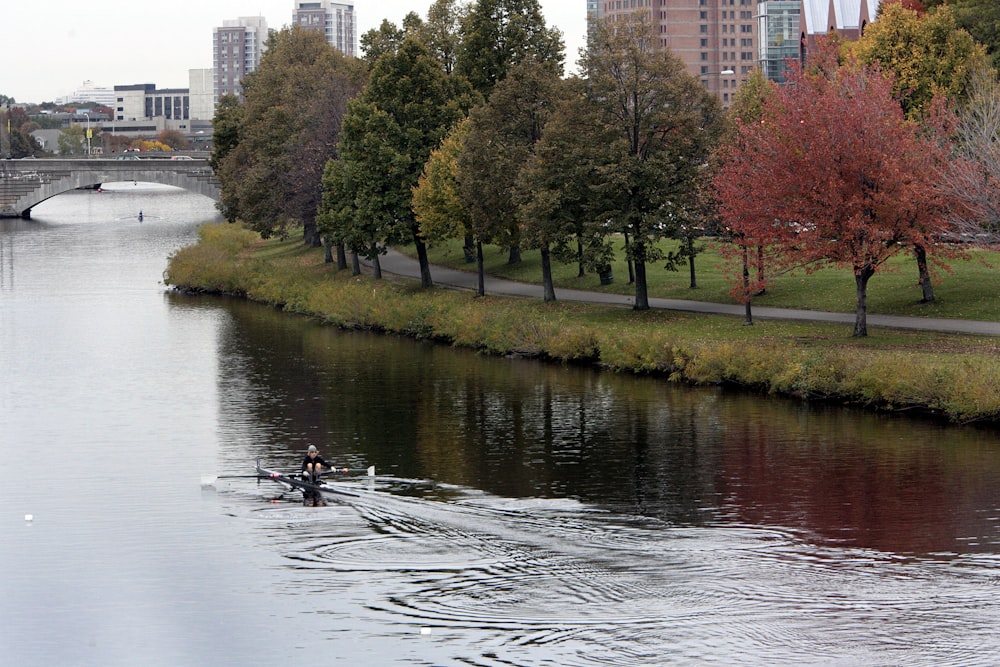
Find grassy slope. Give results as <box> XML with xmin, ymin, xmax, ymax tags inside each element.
<box><xmin>164</xmin><ymin>225</ymin><xmax>1000</xmax><ymax>424</ymax></box>
<box><xmin>416</xmin><ymin>237</ymin><xmax>1000</xmax><ymax>320</ymax></box>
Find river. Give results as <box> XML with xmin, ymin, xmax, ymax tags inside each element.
<box><xmin>2</xmin><ymin>185</ymin><xmax>999</xmax><ymax>666</ymax></box>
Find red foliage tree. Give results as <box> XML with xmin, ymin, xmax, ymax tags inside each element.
<box><xmin>714</xmin><ymin>54</ymin><xmax>957</xmax><ymax>336</ymax></box>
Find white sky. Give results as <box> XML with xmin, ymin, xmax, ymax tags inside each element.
<box><xmin>6</xmin><ymin>1</ymin><xmax>587</xmax><ymax>104</ymax></box>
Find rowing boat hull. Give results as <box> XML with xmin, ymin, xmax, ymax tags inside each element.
<box><xmin>255</xmin><ymin>460</ymin><xmax>361</xmax><ymax>499</ymax></box>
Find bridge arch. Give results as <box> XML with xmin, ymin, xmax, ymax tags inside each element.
<box><xmin>1</xmin><ymin>159</ymin><xmax>221</xmax><ymax>218</ymax></box>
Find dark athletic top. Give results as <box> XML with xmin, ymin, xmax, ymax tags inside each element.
<box><xmin>301</xmin><ymin>453</ymin><xmax>329</xmax><ymax>473</ymax></box>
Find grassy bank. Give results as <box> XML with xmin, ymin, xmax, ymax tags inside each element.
<box><xmin>164</xmin><ymin>224</ymin><xmax>1000</xmax><ymax>424</ymax></box>
<box><xmin>416</xmin><ymin>237</ymin><xmax>1000</xmax><ymax>320</ymax></box>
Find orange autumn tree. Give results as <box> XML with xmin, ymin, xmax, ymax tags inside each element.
<box><xmin>714</xmin><ymin>52</ymin><xmax>957</xmax><ymax>336</ymax></box>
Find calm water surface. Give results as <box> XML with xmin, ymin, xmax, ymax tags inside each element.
<box><xmin>2</xmin><ymin>185</ymin><xmax>999</xmax><ymax>666</ymax></box>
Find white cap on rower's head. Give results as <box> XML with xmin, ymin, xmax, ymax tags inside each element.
<box><xmin>308</xmin><ymin>445</ymin><xmax>318</xmax><ymax>453</ymax></box>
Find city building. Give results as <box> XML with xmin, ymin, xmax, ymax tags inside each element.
<box><xmin>293</xmin><ymin>1</ymin><xmax>356</xmax><ymax>57</ymax></box>
<box><xmin>592</xmin><ymin>0</ymin><xmax>882</xmax><ymax>104</ymax></box>
<box><xmin>594</xmin><ymin>0</ymin><xmax>756</xmax><ymax>105</ymax></box>
<box><xmin>189</xmin><ymin>69</ymin><xmax>214</xmax><ymax>121</ymax></box>
<box><xmin>213</xmin><ymin>16</ymin><xmax>269</xmax><ymax>105</ymax></box>
<box><xmin>55</xmin><ymin>81</ymin><xmax>116</xmax><ymax>107</ymax></box>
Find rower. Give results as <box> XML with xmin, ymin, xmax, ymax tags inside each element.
<box><xmin>301</xmin><ymin>445</ymin><xmax>329</xmax><ymax>507</ymax></box>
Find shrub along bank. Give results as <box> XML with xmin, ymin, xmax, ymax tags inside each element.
<box><xmin>164</xmin><ymin>224</ymin><xmax>1000</xmax><ymax>424</ymax></box>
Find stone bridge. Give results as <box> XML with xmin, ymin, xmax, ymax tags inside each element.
<box><xmin>0</xmin><ymin>158</ymin><xmax>221</xmax><ymax>218</ymax></box>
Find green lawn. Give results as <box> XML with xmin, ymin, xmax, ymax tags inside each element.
<box><xmin>410</xmin><ymin>237</ymin><xmax>1000</xmax><ymax>321</ymax></box>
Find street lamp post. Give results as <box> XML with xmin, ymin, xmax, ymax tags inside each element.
<box><xmin>700</xmin><ymin>68</ymin><xmax>736</xmax><ymax>102</ymax></box>
<box><xmin>83</xmin><ymin>112</ymin><xmax>91</xmax><ymax>157</ymax></box>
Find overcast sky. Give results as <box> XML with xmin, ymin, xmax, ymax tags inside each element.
<box><xmin>6</xmin><ymin>1</ymin><xmax>587</xmax><ymax>104</ymax></box>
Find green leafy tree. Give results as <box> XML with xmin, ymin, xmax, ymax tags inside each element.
<box><xmin>360</xmin><ymin>19</ymin><xmax>405</xmax><ymax>65</ymax></box>
<box><xmin>455</xmin><ymin>0</ymin><xmax>565</xmax><ymax>97</ymax></box>
<box><xmin>925</xmin><ymin>0</ymin><xmax>1000</xmax><ymax>71</ymax></box>
<box><xmin>848</xmin><ymin>2</ymin><xmax>986</xmax><ymax>119</ymax></box>
<box><xmin>326</xmin><ymin>38</ymin><xmax>477</xmax><ymax>287</ymax></box>
<box><xmin>419</xmin><ymin>0</ymin><xmax>468</xmax><ymax>74</ymax></box>
<box><xmin>583</xmin><ymin>14</ymin><xmax>723</xmax><ymax>311</ymax></box>
<box><xmin>412</xmin><ymin>120</ymin><xmax>484</xmax><ymax>289</ymax></box>
<box><xmin>515</xmin><ymin>76</ymin><xmax>611</xmax><ymax>300</ymax></box>
<box><xmin>215</xmin><ymin>26</ymin><xmax>366</xmax><ymax>244</ymax></box>
<box><xmin>6</xmin><ymin>106</ymin><xmax>41</xmax><ymax>157</ymax></box>
<box><xmin>458</xmin><ymin>61</ymin><xmax>563</xmax><ymax>273</ymax></box>
<box><xmin>209</xmin><ymin>94</ymin><xmax>243</xmax><ymax>211</ymax></box>
<box><xmin>57</xmin><ymin>124</ymin><xmax>86</xmax><ymax>156</ymax></box>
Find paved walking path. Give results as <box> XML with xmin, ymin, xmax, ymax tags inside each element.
<box><xmin>373</xmin><ymin>249</ymin><xmax>1000</xmax><ymax>336</ymax></box>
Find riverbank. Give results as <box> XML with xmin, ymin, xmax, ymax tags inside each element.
<box><xmin>164</xmin><ymin>224</ymin><xmax>1000</xmax><ymax>424</ymax></box>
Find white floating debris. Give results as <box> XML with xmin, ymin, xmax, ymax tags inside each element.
<box><xmin>420</xmin><ymin>627</ymin><xmax>432</xmax><ymax>635</ymax></box>
<box><xmin>24</xmin><ymin>514</ymin><xmax>33</xmax><ymax>522</ymax></box>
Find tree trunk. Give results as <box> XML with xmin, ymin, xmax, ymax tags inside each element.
<box><xmin>541</xmin><ymin>245</ymin><xmax>556</xmax><ymax>302</ymax></box>
<box><xmin>634</xmin><ymin>258</ymin><xmax>649</xmax><ymax>311</ymax></box>
<box><xmin>914</xmin><ymin>244</ymin><xmax>935</xmax><ymax>303</ymax></box>
<box><xmin>351</xmin><ymin>251</ymin><xmax>361</xmax><ymax>276</ymax></box>
<box><xmin>507</xmin><ymin>244</ymin><xmax>522</xmax><ymax>265</ymax></box>
<box><xmin>370</xmin><ymin>244</ymin><xmax>382</xmax><ymax>280</ymax></box>
<box><xmin>755</xmin><ymin>245</ymin><xmax>766</xmax><ymax>296</ymax></box>
<box><xmin>303</xmin><ymin>219</ymin><xmax>321</xmax><ymax>247</ymax></box>
<box><xmin>577</xmin><ymin>239</ymin><xmax>585</xmax><ymax>278</ymax></box>
<box><xmin>323</xmin><ymin>238</ymin><xmax>334</xmax><ymax>264</ymax></box>
<box><xmin>853</xmin><ymin>265</ymin><xmax>875</xmax><ymax>337</ymax></box>
<box><xmin>687</xmin><ymin>236</ymin><xmax>697</xmax><ymax>289</ymax></box>
<box><xmin>742</xmin><ymin>249</ymin><xmax>753</xmax><ymax>326</ymax></box>
<box><xmin>624</xmin><ymin>233</ymin><xmax>635</xmax><ymax>284</ymax></box>
<box><xmin>336</xmin><ymin>244</ymin><xmax>348</xmax><ymax>271</ymax></box>
<box><xmin>476</xmin><ymin>239</ymin><xmax>485</xmax><ymax>297</ymax></box>
<box><xmin>411</xmin><ymin>222</ymin><xmax>433</xmax><ymax>288</ymax></box>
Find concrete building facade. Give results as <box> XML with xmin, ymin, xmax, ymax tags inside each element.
<box><xmin>213</xmin><ymin>16</ymin><xmax>269</xmax><ymax>105</ymax></box>
<box><xmin>293</xmin><ymin>1</ymin><xmax>356</xmax><ymax>57</ymax></box>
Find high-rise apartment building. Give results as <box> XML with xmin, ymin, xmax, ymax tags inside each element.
<box><xmin>593</xmin><ymin>0</ymin><xmax>881</xmax><ymax>104</ymax></box>
<box><xmin>213</xmin><ymin>16</ymin><xmax>269</xmax><ymax>106</ymax></box>
<box><xmin>594</xmin><ymin>0</ymin><xmax>753</xmax><ymax>104</ymax></box>
<box><xmin>293</xmin><ymin>1</ymin><xmax>356</xmax><ymax>57</ymax></box>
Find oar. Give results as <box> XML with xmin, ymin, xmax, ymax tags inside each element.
<box><xmin>200</xmin><ymin>473</ymin><xmax>267</xmax><ymax>487</ymax></box>
<box><xmin>321</xmin><ymin>466</ymin><xmax>376</xmax><ymax>477</ymax></box>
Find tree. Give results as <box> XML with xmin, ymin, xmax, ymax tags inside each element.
<box><xmin>848</xmin><ymin>2</ymin><xmax>986</xmax><ymax>119</ymax></box>
<box><xmin>412</xmin><ymin>120</ymin><xmax>486</xmax><ymax>291</ymax></box>
<box><xmin>516</xmin><ymin>77</ymin><xmax>610</xmax><ymax>301</ymax></box>
<box><xmin>847</xmin><ymin>2</ymin><xmax>985</xmax><ymax>302</ymax></box>
<box><xmin>209</xmin><ymin>94</ymin><xmax>243</xmax><ymax>208</ymax></box>
<box><xmin>419</xmin><ymin>0</ymin><xmax>468</xmax><ymax>74</ymax></box>
<box><xmin>924</xmin><ymin>0</ymin><xmax>1000</xmax><ymax>72</ymax></box>
<box><xmin>6</xmin><ymin>106</ymin><xmax>41</xmax><ymax>157</ymax></box>
<box><xmin>57</xmin><ymin>124</ymin><xmax>86</xmax><ymax>156</ymax></box>
<box><xmin>157</xmin><ymin>129</ymin><xmax>190</xmax><ymax>151</ymax></box>
<box><xmin>712</xmin><ymin>68</ymin><xmax>779</xmax><ymax>325</ymax></box>
<box><xmin>455</xmin><ymin>0</ymin><xmax>564</xmax><ymax>98</ymax></box>
<box><xmin>582</xmin><ymin>14</ymin><xmax>723</xmax><ymax>311</ymax></box>
<box><xmin>326</xmin><ymin>38</ymin><xmax>477</xmax><ymax>287</ymax></box>
<box><xmin>714</xmin><ymin>53</ymin><xmax>958</xmax><ymax>337</ymax></box>
<box><xmin>360</xmin><ymin>19</ymin><xmax>406</xmax><ymax>65</ymax></box>
<box><xmin>458</xmin><ymin>60</ymin><xmax>563</xmax><ymax>271</ymax></box>
<box><xmin>942</xmin><ymin>63</ymin><xmax>1000</xmax><ymax>243</ymax></box>
<box><xmin>214</xmin><ymin>26</ymin><xmax>366</xmax><ymax>245</ymax></box>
